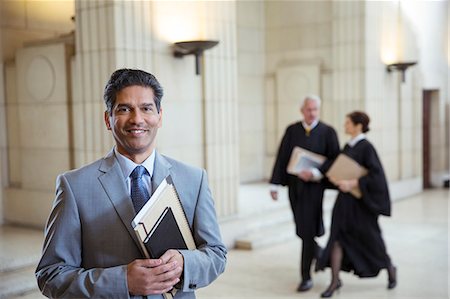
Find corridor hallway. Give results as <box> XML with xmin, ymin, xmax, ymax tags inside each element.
<box><xmin>198</xmin><ymin>189</ymin><xmax>448</xmax><ymax>299</ymax></box>
<box><xmin>0</xmin><ymin>189</ymin><xmax>448</xmax><ymax>298</ymax></box>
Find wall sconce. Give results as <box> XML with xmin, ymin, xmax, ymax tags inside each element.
<box><xmin>173</xmin><ymin>40</ymin><xmax>219</xmax><ymax>75</ymax></box>
<box><xmin>386</xmin><ymin>61</ymin><xmax>417</xmax><ymax>83</ymax></box>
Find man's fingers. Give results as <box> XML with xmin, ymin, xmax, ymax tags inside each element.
<box><xmin>150</xmin><ymin>260</ymin><xmax>179</xmax><ymax>276</ymax></box>
<box><xmin>146</xmin><ymin>277</ymin><xmax>180</xmax><ymax>295</ymax></box>
<box><xmin>270</xmin><ymin>191</ymin><xmax>278</xmax><ymax>201</ymax></box>
<box><xmin>160</xmin><ymin>249</ymin><xmax>179</xmax><ymax>264</ymax></box>
<box><xmin>136</xmin><ymin>258</ymin><xmax>163</xmax><ymax>268</ymax></box>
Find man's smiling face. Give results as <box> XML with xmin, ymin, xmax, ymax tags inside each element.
<box><xmin>105</xmin><ymin>85</ymin><xmax>162</xmax><ymax>163</ymax></box>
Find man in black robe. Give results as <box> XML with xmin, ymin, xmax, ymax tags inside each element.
<box><xmin>270</xmin><ymin>95</ymin><xmax>340</xmax><ymax>292</ymax></box>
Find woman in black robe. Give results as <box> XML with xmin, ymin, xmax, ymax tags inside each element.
<box><xmin>316</xmin><ymin>111</ymin><xmax>397</xmax><ymax>298</ymax></box>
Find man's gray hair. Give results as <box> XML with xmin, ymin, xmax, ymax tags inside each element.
<box><xmin>301</xmin><ymin>94</ymin><xmax>322</xmax><ymax>108</ymax></box>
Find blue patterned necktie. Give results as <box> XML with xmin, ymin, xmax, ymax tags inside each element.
<box><xmin>130</xmin><ymin>165</ymin><xmax>150</xmax><ymax>213</ymax></box>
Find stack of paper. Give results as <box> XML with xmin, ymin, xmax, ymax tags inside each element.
<box><xmin>287</xmin><ymin>146</ymin><xmax>326</xmax><ymax>175</ymax></box>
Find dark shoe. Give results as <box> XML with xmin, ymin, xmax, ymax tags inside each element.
<box><xmin>320</xmin><ymin>280</ymin><xmax>342</xmax><ymax>298</ymax></box>
<box><xmin>388</xmin><ymin>266</ymin><xmax>397</xmax><ymax>289</ymax></box>
<box><xmin>297</xmin><ymin>279</ymin><xmax>313</xmax><ymax>292</ymax></box>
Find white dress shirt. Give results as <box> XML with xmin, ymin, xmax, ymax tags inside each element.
<box><xmin>114</xmin><ymin>147</ymin><xmax>155</xmax><ymax>196</ymax></box>
<box><xmin>348</xmin><ymin>133</ymin><xmax>366</xmax><ymax>148</ymax></box>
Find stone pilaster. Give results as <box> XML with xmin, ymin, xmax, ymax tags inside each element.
<box><xmin>331</xmin><ymin>1</ymin><xmax>365</xmax><ymax>139</ymax></box>
<box><xmin>73</xmin><ymin>0</ymin><xmax>154</xmax><ymax>166</ymax></box>
<box><xmin>202</xmin><ymin>1</ymin><xmax>239</xmax><ymax>218</ymax></box>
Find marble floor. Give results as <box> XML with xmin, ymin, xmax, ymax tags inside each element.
<box><xmin>197</xmin><ymin>189</ymin><xmax>449</xmax><ymax>299</ymax></box>
<box><xmin>2</xmin><ymin>188</ymin><xmax>448</xmax><ymax>299</ymax></box>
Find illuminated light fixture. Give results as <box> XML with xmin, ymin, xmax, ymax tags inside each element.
<box><xmin>386</xmin><ymin>61</ymin><xmax>417</xmax><ymax>83</ymax></box>
<box><xmin>173</xmin><ymin>40</ymin><xmax>219</xmax><ymax>75</ymax></box>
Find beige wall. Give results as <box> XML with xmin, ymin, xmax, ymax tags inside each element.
<box><xmin>263</xmin><ymin>0</ymin><xmax>448</xmax><ymax>196</ymax></box>
<box><xmin>365</xmin><ymin>0</ymin><xmax>449</xmax><ymax>186</ymax></box>
<box><xmin>1</xmin><ymin>0</ymin><xmax>74</xmax><ymax>61</ymax></box>
<box><xmin>1</xmin><ymin>0</ymin><xmax>75</xmax><ymax>226</ymax></box>
<box><xmin>0</xmin><ymin>0</ymin><xmax>448</xmax><ymax>226</ymax></box>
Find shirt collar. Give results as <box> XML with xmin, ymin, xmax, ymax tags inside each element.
<box><xmin>348</xmin><ymin>133</ymin><xmax>366</xmax><ymax>147</ymax></box>
<box><xmin>114</xmin><ymin>147</ymin><xmax>156</xmax><ymax>179</ymax></box>
<box><xmin>302</xmin><ymin>119</ymin><xmax>319</xmax><ymax>130</ymax></box>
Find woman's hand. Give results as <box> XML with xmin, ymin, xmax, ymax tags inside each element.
<box><xmin>333</xmin><ymin>179</ymin><xmax>358</xmax><ymax>193</ymax></box>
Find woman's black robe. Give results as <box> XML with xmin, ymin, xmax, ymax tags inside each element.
<box><xmin>316</xmin><ymin>139</ymin><xmax>393</xmax><ymax>277</ymax></box>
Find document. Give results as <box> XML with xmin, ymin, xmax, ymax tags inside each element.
<box><xmin>132</xmin><ymin>176</ymin><xmax>196</xmax><ymax>299</ymax></box>
<box><xmin>326</xmin><ymin>153</ymin><xmax>368</xmax><ymax>198</ymax></box>
<box><xmin>287</xmin><ymin>146</ymin><xmax>326</xmax><ymax>175</ymax></box>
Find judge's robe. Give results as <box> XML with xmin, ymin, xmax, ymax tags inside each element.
<box><xmin>270</xmin><ymin>121</ymin><xmax>340</xmax><ymax>239</ymax></box>
<box><xmin>316</xmin><ymin>139</ymin><xmax>392</xmax><ymax>277</ymax></box>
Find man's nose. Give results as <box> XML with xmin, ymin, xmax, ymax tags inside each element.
<box><xmin>130</xmin><ymin>110</ymin><xmax>144</xmax><ymax>123</ymax></box>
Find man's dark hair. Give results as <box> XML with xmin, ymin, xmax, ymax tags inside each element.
<box><xmin>103</xmin><ymin>69</ymin><xmax>164</xmax><ymax>115</ymax></box>
<box><xmin>347</xmin><ymin>110</ymin><xmax>370</xmax><ymax>133</ymax></box>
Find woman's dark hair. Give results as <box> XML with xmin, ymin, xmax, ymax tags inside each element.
<box><xmin>103</xmin><ymin>69</ymin><xmax>164</xmax><ymax>115</ymax></box>
<box><xmin>347</xmin><ymin>111</ymin><xmax>370</xmax><ymax>133</ymax></box>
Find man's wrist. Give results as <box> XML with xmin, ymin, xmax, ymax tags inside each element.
<box><xmin>270</xmin><ymin>184</ymin><xmax>279</xmax><ymax>192</ymax></box>
<box><xmin>311</xmin><ymin>168</ymin><xmax>323</xmax><ymax>181</ymax></box>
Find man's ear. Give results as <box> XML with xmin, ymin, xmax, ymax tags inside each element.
<box><xmin>157</xmin><ymin>108</ymin><xmax>163</xmax><ymax>128</ymax></box>
<box><xmin>104</xmin><ymin>111</ymin><xmax>112</xmax><ymax>130</ymax></box>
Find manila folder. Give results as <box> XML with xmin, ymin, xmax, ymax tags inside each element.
<box><xmin>326</xmin><ymin>153</ymin><xmax>368</xmax><ymax>198</ymax></box>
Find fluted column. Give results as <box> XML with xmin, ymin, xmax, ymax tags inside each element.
<box><xmin>73</xmin><ymin>0</ymin><xmax>154</xmax><ymax>166</ymax></box>
<box><xmin>331</xmin><ymin>1</ymin><xmax>365</xmax><ymax>136</ymax></box>
<box><xmin>0</xmin><ymin>33</ymin><xmax>5</xmax><ymax>224</ymax></box>
<box><xmin>202</xmin><ymin>1</ymin><xmax>239</xmax><ymax>218</ymax></box>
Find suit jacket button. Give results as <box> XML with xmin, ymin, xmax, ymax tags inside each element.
<box><xmin>189</xmin><ymin>283</ymin><xmax>197</xmax><ymax>289</ymax></box>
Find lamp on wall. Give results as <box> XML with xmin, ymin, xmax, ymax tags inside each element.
<box><xmin>173</xmin><ymin>40</ymin><xmax>219</xmax><ymax>75</ymax></box>
<box><xmin>386</xmin><ymin>61</ymin><xmax>417</xmax><ymax>83</ymax></box>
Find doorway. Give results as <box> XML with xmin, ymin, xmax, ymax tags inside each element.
<box><xmin>422</xmin><ymin>89</ymin><xmax>445</xmax><ymax>189</ymax></box>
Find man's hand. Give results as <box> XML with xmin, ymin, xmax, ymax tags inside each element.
<box><xmin>160</xmin><ymin>249</ymin><xmax>184</xmax><ymax>280</ymax></box>
<box><xmin>298</xmin><ymin>169</ymin><xmax>313</xmax><ymax>181</ymax></box>
<box><xmin>127</xmin><ymin>256</ymin><xmax>183</xmax><ymax>296</ymax></box>
<box><xmin>270</xmin><ymin>190</ymin><xmax>278</xmax><ymax>201</ymax></box>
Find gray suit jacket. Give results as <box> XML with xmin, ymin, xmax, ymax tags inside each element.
<box><xmin>36</xmin><ymin>150</ymin><xmax>227</xmax><ymax>298</ymax></box>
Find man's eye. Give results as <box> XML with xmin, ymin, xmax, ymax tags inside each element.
<box><xmin>142</xmin><ymin>107</ymin><xmax>153</xmax><ymax>112</ymax></box>
<box><xmin>117</xmin><ymin>107</ymin><xmax>130</xmax><ymax>113</ymax></box>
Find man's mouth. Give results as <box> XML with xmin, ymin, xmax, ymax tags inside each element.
<box><xmin>126</xmin><ymin>128</ymin><xmax>148</xmax><ymax>135</ymax></box>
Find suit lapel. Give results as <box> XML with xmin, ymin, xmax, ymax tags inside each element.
<box><xmin>152</xmin><ymin>151</ymin><xmax>172</xmax><ymax>191</ymax></box>
<box><xmin>97</xmin><ymin>150</ymin><xmax>144</xmax><ymax>253</ymax></box>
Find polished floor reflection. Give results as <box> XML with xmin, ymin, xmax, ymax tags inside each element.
<box><xmin>1</xmin><ymin>189</ymin><xmax>448</xmax><ymax>299</ymax></box>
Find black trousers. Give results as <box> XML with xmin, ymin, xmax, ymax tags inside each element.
<box><xmin>301</xmin><ymin>238</ymin><xmax>320</xmax><ymax>280</ymax></box>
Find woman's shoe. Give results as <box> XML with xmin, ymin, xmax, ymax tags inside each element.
<box><xmin>388</xmin><ymin>266</ymin><xmax>397</xmax><ymax>289</ymax></box>
<box><xmin>320</xmin><ymin>280</ymin><xmax>342</xmax><ymax>298</ymax></box>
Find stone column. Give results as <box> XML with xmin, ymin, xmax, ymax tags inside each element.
<box><xmin>330</xmin><ymin>1</ymin><xmax>365</xmax><ymax>138</ymax></box>
<box><xmin>74</xmin><ymin>0</ymin><xmax>239</xmax><ymax>219</ymax></box>
<box><xmin>202</xmin><ymin>1</ymin><xmax>239</xmax><ymax>218</ymax></box>
<box><xmin>0</xmin><ymin>30</ymin><xmax>5</xmax><ymax>224</ymax></box>
<box><xmin>73</xmin><ymin>0</ymin><xmax>154</xmax><ymax>166</ymax></box>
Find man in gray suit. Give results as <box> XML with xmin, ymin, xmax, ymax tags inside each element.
<box><xmin>36</xmin><ymin>69</ymin><xmax>227</xmax><ymax>298</ymax></box>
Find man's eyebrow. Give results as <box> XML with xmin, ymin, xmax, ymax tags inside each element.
<box><xmin>116</xmin><ymin>103</ymin><xmax>131</xmax><ymax>108</ymax></box>
<box><xmin>141</xmin><ymin>102</ymin><xmax>155</xmax><ymax>107</ymax></box>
